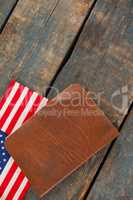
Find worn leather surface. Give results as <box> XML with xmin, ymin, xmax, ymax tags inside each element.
<box><xmin>6</xmin><ymin>84</ymin><xmax>119</xmax><ymax>198</ymax></box>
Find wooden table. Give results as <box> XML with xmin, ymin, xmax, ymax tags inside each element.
<box><xmin>0</xmin><ymin>0</ymin><xmax>132</xmax><ymax>199</ymax></box>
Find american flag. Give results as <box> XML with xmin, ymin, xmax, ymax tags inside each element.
<box><xmin>0</xmin><ymin>80</ymin><xmax>48</xmax><ymax>200</ymax></box>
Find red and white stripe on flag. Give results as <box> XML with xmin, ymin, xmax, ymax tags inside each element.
<box><xmin>0</xmin><ymin>80</ymin><xmax>48</xmax><ymax>135</ymax></box>
<box><xmin>0</xmin><ymin>80</ymin><xmax>48</xmax><ymax>200</ymax></box>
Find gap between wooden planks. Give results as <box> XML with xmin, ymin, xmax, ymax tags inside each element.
<box><xmin>0</xmin><ymin>0</ymin><xmax>18</xmax><ymax>32</ymax></box>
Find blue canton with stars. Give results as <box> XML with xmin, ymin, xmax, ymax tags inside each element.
<box><xmin>0</xmin><ymin>130</ymin><xmax>10</xmax><ymax>174</ymax></box>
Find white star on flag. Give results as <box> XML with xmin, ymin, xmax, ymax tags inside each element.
<box><xmin>0</xmin><ymin>80</ymin><xmax>48</xmax><ymax>200</ymax></box>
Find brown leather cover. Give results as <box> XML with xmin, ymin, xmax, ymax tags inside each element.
<box><xmin>6</xmin><ymin>84</ymin><xmax>119</xmax><ymax>198</ymax></box>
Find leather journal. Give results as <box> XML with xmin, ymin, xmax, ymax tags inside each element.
<box><xmin>6</xmin><ymin>84</ymin><xmax>119</xmax><ymax>198</ymax></box>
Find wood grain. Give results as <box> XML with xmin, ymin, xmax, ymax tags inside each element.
<box><xmin>0</xmin><ymin>0</ymin><xmax>17</xmax><ymax>30</ymax></box>
<box><xmin>0</xmin><ymin>0</ymin><xmax>94</xmax><ymax>96</ymax></box>
<box><xmin>87</xmin><ymin>107</ymin><xmax>133</xmax><ymax>200</ymax></box>
<box><xmin>44</xmin><ymin>0</ymin><xmax>132</xmax><ymax>199</ymax></box>
<box><xmin>49</xmin><ymin>0</ymin><xmax>133</xmax><ymax>127</ymax></box>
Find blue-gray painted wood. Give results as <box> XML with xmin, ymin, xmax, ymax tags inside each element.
<box><xmin>87</xmin><ymin>108</ymin><xmax>133</xmax><ymax>200</ymax></box>
<box><xmin>0</xmin><ymin>0</ymin><xmax>17</xmax><ymax>29</ymax></box>
<box><xmin>0</xmin><ymin>0</ymin><xmax>94</xmax><ymax>96</ymax></box>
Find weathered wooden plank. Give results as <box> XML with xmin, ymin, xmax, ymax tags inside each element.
<box><xmin>87</xmin><ymin>107</ymin><xmax>133</xmax><ymax>200</ymax></box>
<box><xmin>42</xmin><ymin>0</ymin><xmax>132</xmax><ymax>199</ymax></box>
<box><xmin>0</xmin><ymin>0</ymin><xmax>96</xmax><ymax>199</ymax></box>
<box><xmin>0</xmin><ymin>0</ymin><xmax>17</xmax><ymax>30</ymax></box>
<box><xmin>0</xmin><ymin>0</ymin><xmax>94</xmax><ymax>96</ymax></box>
<box><xmin>49</xmin><ymin>0</ymin><xmax>133</xmax><ymax>126</ymax></box>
